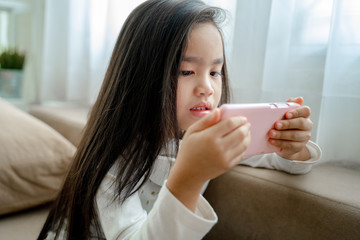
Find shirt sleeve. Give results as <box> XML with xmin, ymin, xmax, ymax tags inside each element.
<box><xmin>239</xmin><ymin>140</ymin><xmax>322</xmax><ymax>174</ymax></box>
<box><xmin>96</xmin><ymin>172</ymin><xmax>217</xmax><ymax>240</ymax></box>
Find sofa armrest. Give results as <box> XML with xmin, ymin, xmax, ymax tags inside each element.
<box><xmin>203</xmin><ymin>163</ymin><xmax>360</xmax><ymax>240</ymax></box>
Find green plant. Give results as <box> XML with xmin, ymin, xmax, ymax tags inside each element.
<box><xmin>0</xmin><ymin>49</ymin><xmax>25</xmax><ymax>70</ymax></box>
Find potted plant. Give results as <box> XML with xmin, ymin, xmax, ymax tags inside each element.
<box><xmin>0</xmin><ymin>49</ymin><xmax>26</xmax><ymax>98</ymax></box>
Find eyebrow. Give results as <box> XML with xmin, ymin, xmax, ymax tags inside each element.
<box><xmin>182</xmin><ymin>56</ymin><xmax>224</xmax><ymax>65</ymax></box>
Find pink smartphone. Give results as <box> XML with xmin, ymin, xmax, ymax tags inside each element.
<box><xmin>220</xmin><ymin>102</ymin><xmax>300</xmax><ymax>157</ymax></box>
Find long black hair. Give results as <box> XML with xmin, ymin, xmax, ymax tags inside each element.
<box><xmin>38</xmin><ymin>0</ymin><xmax>230</xmax><ymax>239</ymax></box>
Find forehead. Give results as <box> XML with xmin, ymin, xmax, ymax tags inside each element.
<box><xmin>183</xmin><ymin>22</ymin><xmax>224</xmax><ymax>63</ymax></box>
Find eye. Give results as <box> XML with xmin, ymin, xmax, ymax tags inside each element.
<box><xmin>210</xmin><ymin>72</ymin><xmax>222</xmax><ymax>78</ymax></box>
<box><xmin>181</xmin><ymin>71</ymin><xmax>193</xmax><ymax>76</ymax></box>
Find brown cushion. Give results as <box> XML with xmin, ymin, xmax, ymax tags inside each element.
<box><xmin>0</xmin><ymin>98</ymin><xmax>76</xmax><ymax>215</ymax></box>
<box><xmin>29</xmin><ymin>105</ymin><xmax>89</xmax><ymax>147</ymax></box>
<box><xmin>204</xmin><ymin>163</ymin><xmax>360</xmax><ymax>240</ymax></box>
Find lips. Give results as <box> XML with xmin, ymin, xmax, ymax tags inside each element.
<box><xmin>190</xmin><ymin>102</ymin><xmax>211</xmax><ymax>118</ymax></box>
<box><xmin>191</xmin><ymin>106</ymin><xmax>209</xmax><ymax>111</ymax></box>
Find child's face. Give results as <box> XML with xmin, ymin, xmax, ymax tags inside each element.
<box><xmin>177</xmin><ymin>22</ymin><xmax>224</xmax><ymax>130</ymax></box>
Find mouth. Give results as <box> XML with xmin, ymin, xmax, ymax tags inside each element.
<box><xmin>190</xmin><ymin>106</ymin><xmax>210</xmax><ymax>111</ymax></box>
<box><xmin>189</xmin><ymin>103</ymin><xmax>211</xmax><ymax>118</ymax></box>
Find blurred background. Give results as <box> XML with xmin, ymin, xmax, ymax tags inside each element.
<box><xmin>0</xmin><ymin>0</ymin><xmax>359</xmax><ymax>164</ymax></box>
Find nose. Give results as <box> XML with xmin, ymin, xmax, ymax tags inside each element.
<box><xmin>194</xmin><ymin>75</ymin><xmax>214</xmax><ymax>97</ymax></box>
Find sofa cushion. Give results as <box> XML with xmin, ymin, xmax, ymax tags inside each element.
<box><xmin>29</xmin><ymin>105</ymin><xmax>89</xmax><ymax>147</ymax></box>
<box><xmin>0</xmin><ymin>98</ymin><xmax>76</xmax><ymax>215</ymax></box>
<box><xmin>203</xmin><ymin>163</ymin><xmax>360</xmax><ymax>240</ymax></box>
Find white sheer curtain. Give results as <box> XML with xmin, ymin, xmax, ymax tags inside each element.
<box><xmin>317</xmin><ymin>0</ymin><xmax>360</xmax><ymax>164</ymax></box>
<box><xmin>40</xmin><ymin>0</ymin><xmax>359</xmax><ymax>163</ymax></box>
<box><xmin>41</xmin><ymin>0</ymin><xmax>144</xmax><ymax>104</ymax></box>
<box><xmin>231</xmin><ymin>0</ymin><xmax>360</xmax><ymax>164</ymax></box>
<box><xmin>40</xmin><ymin>0</ymin><xmax>233</xmax><ymax>105</ymax></box>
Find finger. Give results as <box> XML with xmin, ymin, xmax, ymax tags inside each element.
<box><xmin>222</xmin><ymin>122</ymin><xmax>251</xmax><ymax>149</ymax></box>
<box><xmin>286</xmin><ymin>96</ymin><xmax>304</xmax><ymax>105</ymax></box>
<box><xmin>269</xmin><ymin>139</ymin><xmax>305</xmax><ymax>153</ymax></box>
<box><xmin>226</xmin><ymin>129</ymin><xmax>251</xmax><ymax>164</ymax></box>
<box><xmin>285</xmin><ymin>106</ymin><xmax>311</xmax><ymax>119</ymax></box>
<box><xmin>275</xmin><ymin>118</ymin><xmax>313</xmax><ymax>131</ymax></box>
<box><xmin>210</xmin><ymin>116</ymin><xmax>248</xmax><ymax>137</ymax></box>
<box><xmin>187</xmin><ymin>108</ymin><xmax>221</xmax><ymax>134</ymax></box>
<box><xmin>269</xmin><ymin>129</ymin><xmax>311</xmax><ymax>142</ymax></box>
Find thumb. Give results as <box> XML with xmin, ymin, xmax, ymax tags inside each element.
<box><xmin>287</xmin><ymin>96</ymin><xmax>304</xmax><ymax>105</ymax></box>
<box><xmin>187</xmin><ymin>108</ymin><xmax>221</xmax><ymax>134</ymax></box>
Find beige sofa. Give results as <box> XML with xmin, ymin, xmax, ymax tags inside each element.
<box><xmin>0</xmin><ymin>100</ymin><xmax>359</xmax><ymax>239</ymax></box>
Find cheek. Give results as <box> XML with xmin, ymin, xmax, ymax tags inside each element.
<box><xmin>176</xmin><ymin>81</ymin><xmax>184</xmax><ymax>109</ymax></box>
<box><xmin>176</xmin><ymin>81</ymin><xmax>187</xmax><ymax>122</ymax></box>
<box><xmin>214</xmin><ymin>80</ymin><xmax>222</xmax><ymax>105</ymax></box>
<box><xmin>176</xmin><ymin>79</ymin><xmax>192</xmax><ymax>108</ymax></box>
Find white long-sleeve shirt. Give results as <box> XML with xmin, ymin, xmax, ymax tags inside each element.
<box><xmin>95</xmin><ymin>141</ymin><xmax>322</xmax><ymax>240</ymax></box>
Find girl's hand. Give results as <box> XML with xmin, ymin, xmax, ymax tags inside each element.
<box><xmin>268</xmin><ymin>97</ymin><xmax>312</xmax><ymax>161</ymax></box>
<box><xmin>167</xmin><ymin>108</ymin><xmax>251</xmax><ymax>211</ymax></box>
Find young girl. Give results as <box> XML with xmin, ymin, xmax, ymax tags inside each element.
<box><xmin>39</xmin><ymin>0</ymin><xmax>321</xmax><ymax>239</ymax></box>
